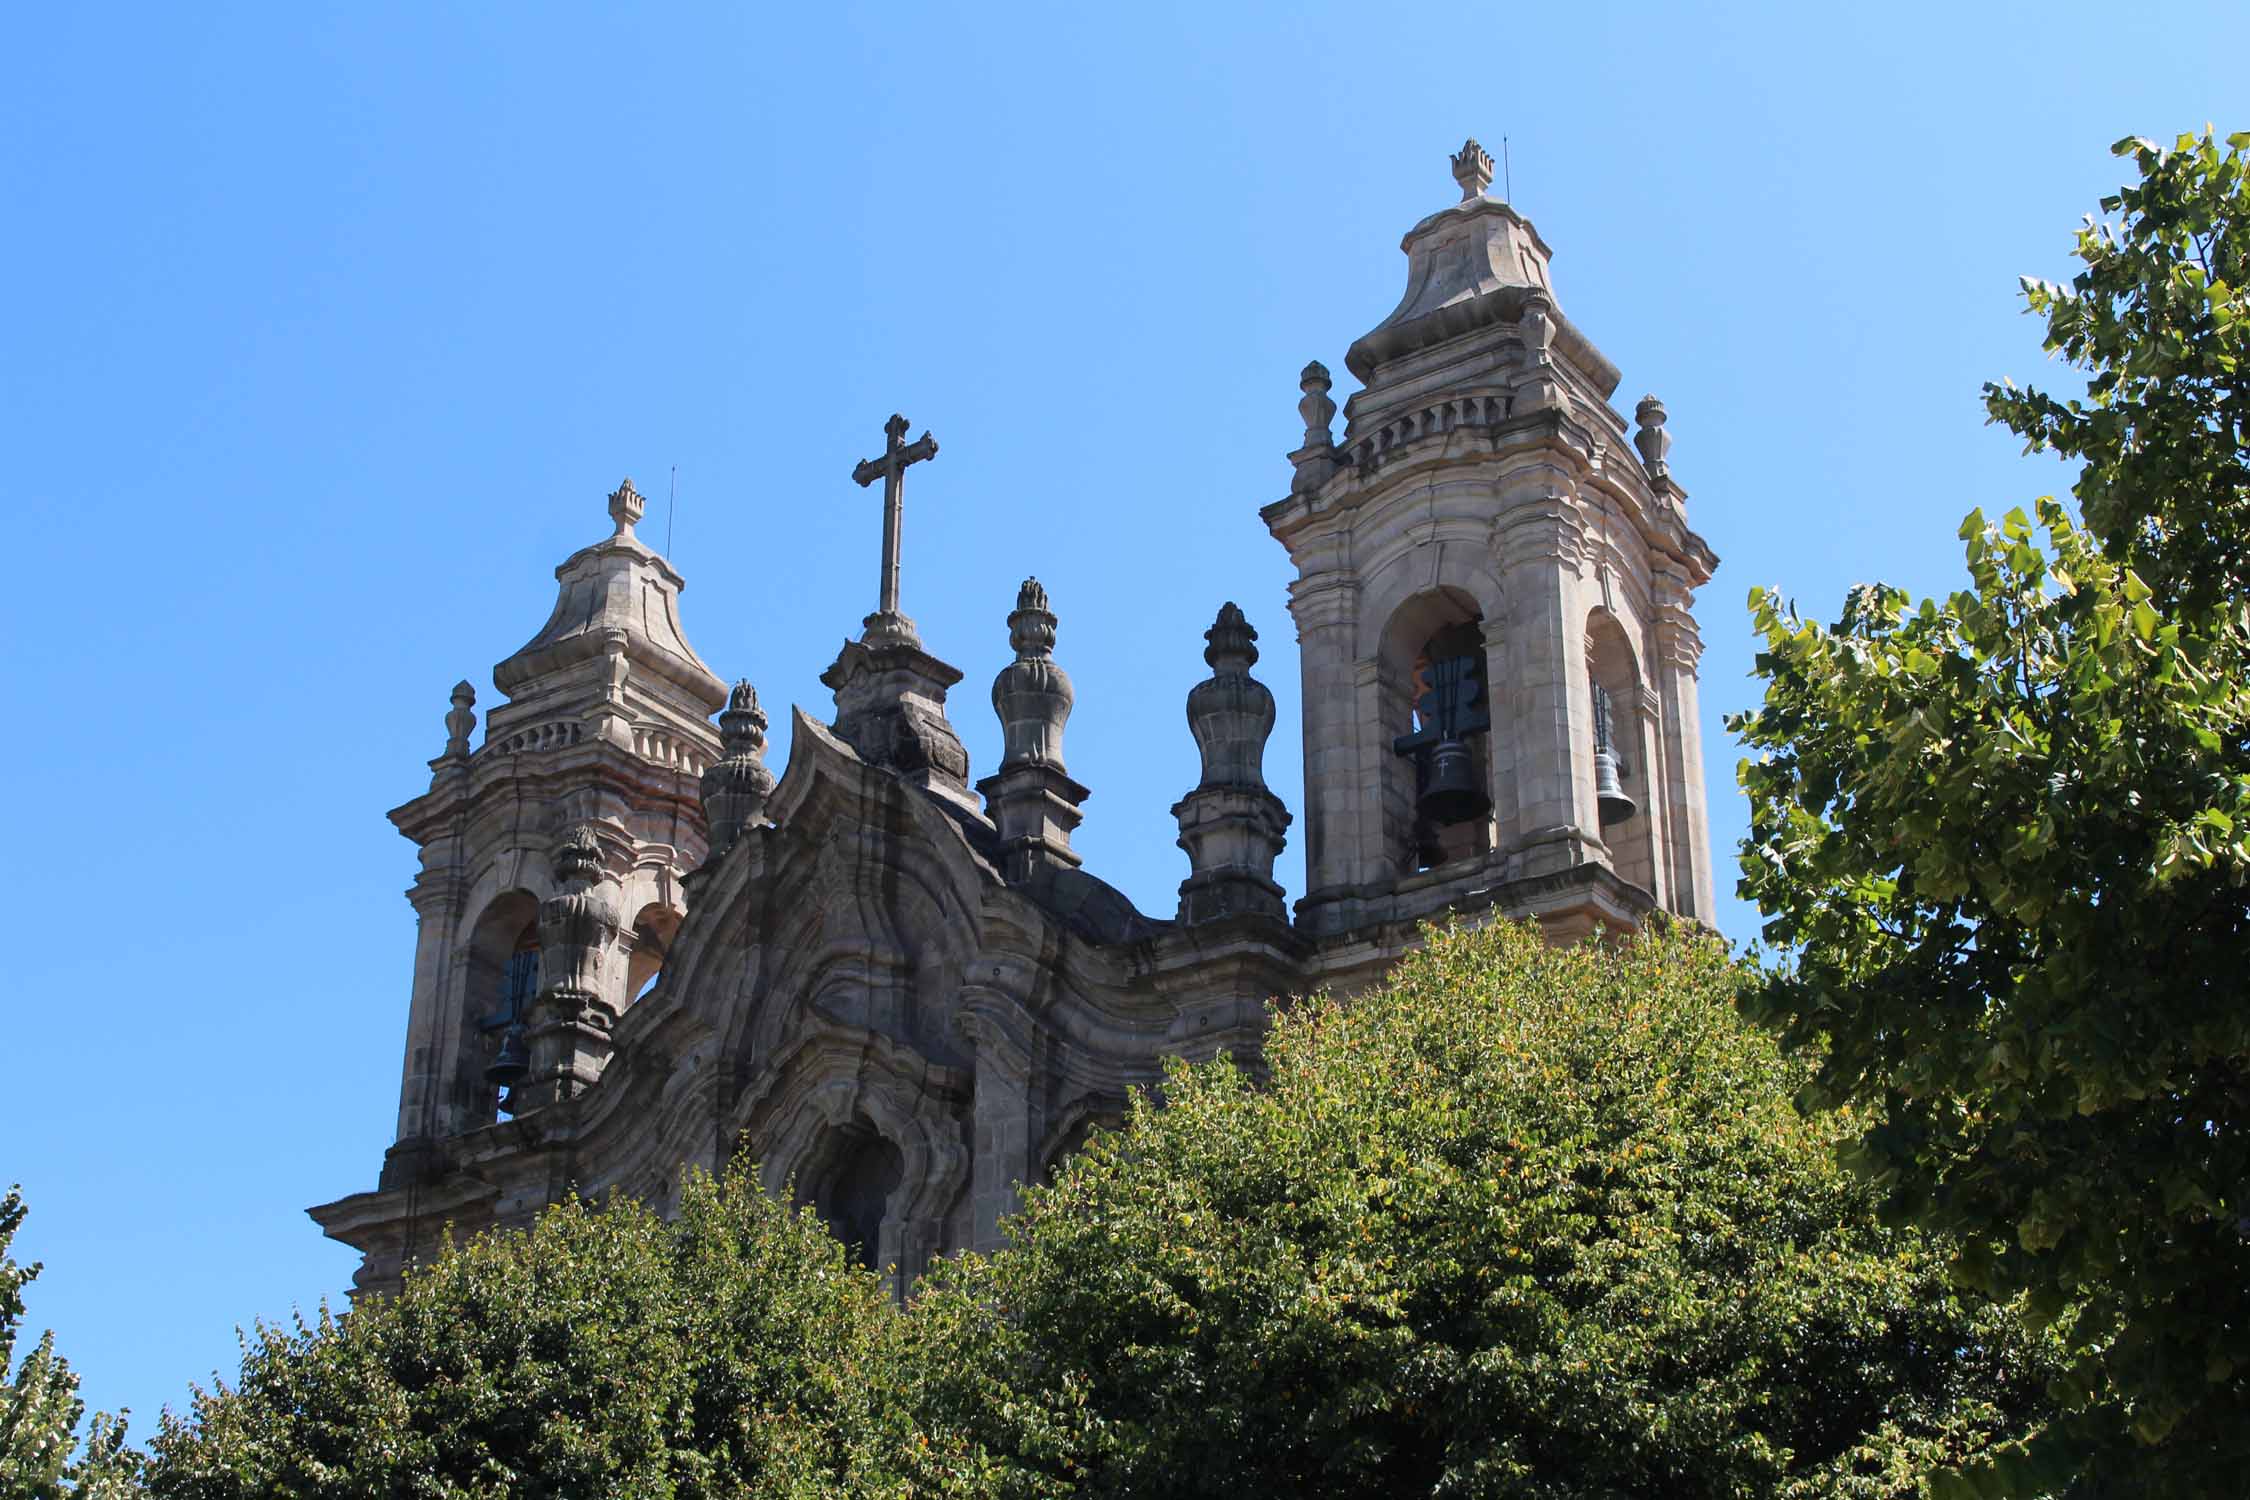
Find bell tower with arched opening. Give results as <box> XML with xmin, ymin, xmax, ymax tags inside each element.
<box><xmin>1264</xmin><ymin>140</ymin><xmax>1717</xmax><ymax>955</ymax></box>
<box><xmin>367</xmin><ymin>479</ymin><xmax>727</xmax><ymax>1228</ymax></box>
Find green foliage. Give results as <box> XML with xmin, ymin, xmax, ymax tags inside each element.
<box><xmin>145</xmin><ymin>1165</ymin><xmax>959</xmax><ymax>1499</ymax></box>
<box><xmin>910</xmin><ymin>921</ymin><xmax>2054</xmax><ymax>1498</ymax></box>
<box><xmin>1986</xmin><ymin>131</ymin><xmax>2249</xmax><ymax>611</ymax></box>
<box><xmin>1733</xmin><ymin>130</ymin><xmax>2250</xmax><ymax>1495</ymax></box>
<box><xmin>0</xmin><ymin>1187</ymin><xmax>140</xmax><ymax>1500</ymax></box>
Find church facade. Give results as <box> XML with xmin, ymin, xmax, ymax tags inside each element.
<box><xmin>312</xmin><ymin>142</ymin><xmax>1720</xmax><ymax>1293</ymax></box>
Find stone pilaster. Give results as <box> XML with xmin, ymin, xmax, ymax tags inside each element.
<box><xmin>957</xmin><ymin>1004</ymin><xmax>1034</xmax><ymax>1255</ymax></box>
<box><xmin>1173</xmin><ymin>603</ymin><xmax>1291</xmax><ymax>923</ymax></box>
<box><xmin>1496</xmin><ymin>494</ymin><xmax>1598</xmax><ymax>875</ymax></box>
<box><xmin>1653</xmin><ymin>587</ymin><xmax>1713</xmax><ymax>921</ymax></box>
<box><xmin>977</xmin><ymin>579</ymin><xmax>1088</xmax><ymax>883</ymax></box>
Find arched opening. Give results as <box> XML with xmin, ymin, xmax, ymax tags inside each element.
<box><xmin>795</xmin><ymin>1118</ymin><xmax>905</xmax><ymax>1273</ymax></box>
<box><xmin>1379</xmin><ymin>588</ymin><xmax>1499</xmax><ymax>875</ymax></box>
<box><xmin>625</xmin><ymin>904</ymin><xmax>679</xmax><ymax>1007</ymax></box>
<box><xmin>1038</xmin><ymin>1108</ymin><xmax>1122</xmax><ymax>1187</ymax></box>
<box><xmin>460</xmin><ymin>891</ymin><xmax>540</xmax><ymax>1127</ymax></box>
<box><xmin>1586</xmin><ymin>611</ymin><xmax>1657</xmax><ymax>897</ymax></box>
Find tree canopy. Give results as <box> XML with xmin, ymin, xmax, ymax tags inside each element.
<box><xmin>910</xmin><ymin>920</ymin><xmax>2056</xmax><ymax>1498</ymax></box>
<box><xmin>1</xmin><ymin>1187</ymin><xmax>138</xmax><ymax>1500</ymax></box>
<box><xmin>142</xmin><ymin>1169</ymin><xmax>965</xmax><ymax>1500</ymax></box>
<box><xmin>1733</xmin><ymin>129</ymin><xmax>2250</xmax><ymax>1494</ymax></box>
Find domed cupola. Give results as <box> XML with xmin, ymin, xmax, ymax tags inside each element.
<box><xmin>485</xmin><ymin>478</ymin><xmax>727</xmax><ymax>765</ymax></box>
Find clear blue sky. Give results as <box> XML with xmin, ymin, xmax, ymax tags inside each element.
<box><xmin>2</xmin><ymin>0</ymin><xmax>2239</xmax><ymax>1438</ymax></box>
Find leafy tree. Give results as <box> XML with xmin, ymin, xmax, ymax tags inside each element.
<box><xmin>0</xmin><ymin>1187</ymin><xmax>140</xmax><ymax>1500</ymax></box>
<box><xmin>145</xmin><ymin>1165</ymin><xmax>975</xmax><ymax>1499</ymax></box>
<box><xmin>909</xmin><ymin>920</ymin><xmax>2055</xmax><ymax>1498</ymax></box>
<box><xmin>1733</xmin><ymin>130</ymin><xmax>2250</xmax><ymax>1494</ymax></box>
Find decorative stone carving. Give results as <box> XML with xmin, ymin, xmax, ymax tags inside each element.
<box><xmin>1289</xmin><ymin>360</ymin><xmax>1340</xmax><ymax>496</ymax></box>
<box><xmin>608</xmin><ymin>476</ymin><xmax>645</xmax><ymax>537</ymax></box>
<box><xmin>518</xmin><ymin>824</ymin><xmax>624</xmax><ymax>1112</ymax></box>
<box><xmin>1634</xmin><ymin>394</ymin><xmax>1672</xmax><ymax>476</ymax></box>
<box><xmin>441</xmin><ymin>680</ymin><xmax>476</xmax><ymax>758</ymax></box>
<box><xmin>1297</xmin><ymin>361</ymin><xmax>1336</xmax><ymax>448</ymax></box>
<box><xmin>1450</xmin><ymin>137</ymin><xmax>1495</xmax><ymax>200</ymax></box>
<box><xmin>1172</xmin><ymin>603</ymin><xmax>1291</xmax><ymax>923</ymax></box>
<box><xmin>701</xmin><ymin>679</ymin><xmax>778</xmax><ymax>855</ymax></box>
<box><xmin>978</xmin><ymin>578</ymin><xmax>1088</xmax><ymax>881</ymax></box>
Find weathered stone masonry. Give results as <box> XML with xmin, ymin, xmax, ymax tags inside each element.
<box><xmin>312</xmin><ymin>143</ymin><xmax>1719</xmax><ymax>1293</ymax></box>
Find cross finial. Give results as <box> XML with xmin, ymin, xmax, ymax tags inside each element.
<box><xmin>1451</xmin><ymin>138</ymin><xmax>1494</xmax><ymax>201</ymax></box>
<box><xmin>850</xmin><ymin>413</ymin><xmax>940</xmax><ymax>647</ymax></box>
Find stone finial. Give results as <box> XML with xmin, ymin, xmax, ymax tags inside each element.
<box><xmin>442</xmin><ymin>680</ymin><xmax>476</xmax><ymax>757</ymax></box>
<box><xmin>701</xmin><ymin>679</ymin><xmax>778</xmax><ymax>856</ymax></box>
<box><xmin>1007</xmin><ymin>577</ymin><xmax>1057</xmax><ymax>660</ymax></box>
<box><xmin>1297</xmin><ymin>361</ymin><xmax>1336</xmax><ymax>449</ymax></box>
<box><xmin>1633</xmin><ymin>395</ymin><xmax>1672</xmax><ymax>474</ymax></box>
<box><xmin>1204</xmin><ymin>601</ymin><xmax>1260</xmax><ymax>671</ymax></box>
<box><xmin>981</xmin><ymin>579</ymin><xmax>1085</xmax><ymax>881</ymax></box>
<box><xmin>607</xmin><ymin>477</ymin><xmax>645</xmax><ymax>537</ymax></box>
<box><xmin>1173</xmin><ymin>603</ymin><xmax>1290</xmax><ymax>924</ymax></box>
<box><xmin>552</xmin><ymin>822</ymin><xmax>604</xmax><ymax>888</ymax></box>
<box><xmin>1451</xmin><ymin>138</ymin><xmax>1495</xmax><ymax>201</ymax></box>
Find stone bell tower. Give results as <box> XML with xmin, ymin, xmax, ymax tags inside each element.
<box><xmin>1265</xmin><ymin>140</ymin><xmax>1718</xmax><ymax>951</ymax></box>
<box><xmin>370</xmin><ymin>478</ymin><xmax>726</xmax><ymax>1201</ymax></box>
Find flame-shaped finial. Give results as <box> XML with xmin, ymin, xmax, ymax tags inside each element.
<box><xmin>1450</xmin><ymin>139</ymin><xmax>1495</xmax><ymax>201</ymax></box>
<box><xmin>607</xmin><ymin>477</ymin><xmax>645</xmax><ymax>537</ymax></box>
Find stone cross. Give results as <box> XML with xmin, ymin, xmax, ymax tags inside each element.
<box><xmin>851</xmin><ymin>413</ymin><xmax>939</xmax><ymax>633</ymax></box>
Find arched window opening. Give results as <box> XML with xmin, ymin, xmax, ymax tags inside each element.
<box><xmin>1586</xmin><ymin>612</ymin><xmax>1657</xmax><ymax>897</ymax></box>
<box><xmin>798</xmin><ymin>1120</ymin><xmax>904</xmax><ymax>1273</ymax></box>
<box><xmin>458</xmin><ymin>891</ymin><xmax>542</xmax><ymax>1130</ymax></box>
<box><xmin>625</xmin><ymin>905</ymin><xmax>679</xmax><ymax>1008</ymax></box>
<box><xmin>1385</xmin><ymin>601</ymin><xmax>1496</xmax><ymax>873</ymax></box>
<box><xmin>478</xmin><ymin>923</ymin><xmax>539</xmax><ymax>1115</ymax></box>
<box><xmin>1039</xmin><ymin>1111</ymin><xmax>1121</xmax><ymax>1187</ymax></box>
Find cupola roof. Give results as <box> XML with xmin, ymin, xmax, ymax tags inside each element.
<box><xmin>492</xmin><ymin>478</ymin><xmax>726</xmax><ymax>715</ymax></box>
<box><xmin>1344</xmin><ymin>139</ymin><xmax>1612</xmax><ymax>397</ymax></box>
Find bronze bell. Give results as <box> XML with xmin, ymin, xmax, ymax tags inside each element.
<box><xmin>1594</xmin><ymin>747</ymin><xmax>1637</xmax><ymax>826</ymax></box>
<box><xmin>485</xmin><ymin>1024</ymin><xmax>530</xmax><ymax>1087</ymax></box>
<box><xmin>1419</xmin><ymin>736</ymin><xmax>1490</xmax><ymax>826</ymax></box>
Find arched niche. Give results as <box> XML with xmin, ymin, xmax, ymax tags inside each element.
<box><xmin>792</xmin><ymin>1116</ymin><xmax>906</xmax><ymax>1273</ymax></box>
<box><xmin>1585</xmin><ymin>609</ymin><xmax>1657</xmax><ymax>898</ymax></box>
<box><xmin>1037</xmin><ymin>1102</ymin><xmax>1124</xmax><ymax>1187</ymax></box>
<box><xmin>458</xmin><ymin>889</ymin><xmax>540</xmax><ymax>1129</ymax></box>
<box><xmin>1377</xmin><ymin>586</ymin><xmax>1502</xmax><ymax>874</ymax></box>
<box><xmin>625</xmin><ymin>903</ymin><xmax>679</xmax><ymax>1007</ymax></box>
